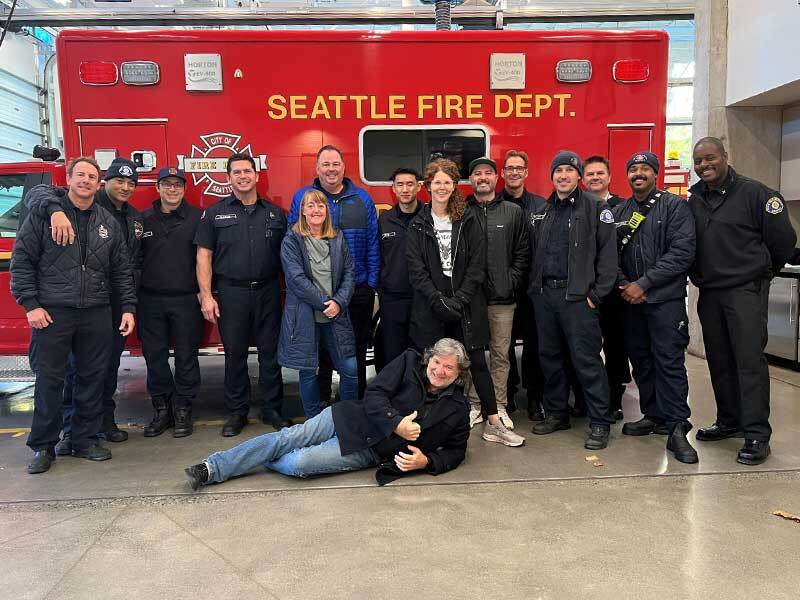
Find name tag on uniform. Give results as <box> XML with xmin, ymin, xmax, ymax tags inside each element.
<box><xmin>142</xmin><ymin>231</ymin><xmax>154</xmax><ymax>238</ymax></box>
<box><xmin>215</xmin><ymin>213</ymin><xmax>237</xmax><ymax>221</ymax></box>
<box><xmin>382</xmin><ymin>232</ymin><xmax>396</xmax><ymax>239</ymax></box>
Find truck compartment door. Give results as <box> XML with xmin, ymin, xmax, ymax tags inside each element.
<box><xmin>78</xmin><ymin>123</ymin><xmax>168</xmax><ymax>183</ymax></box>
<box><xmin>607</xmin><ymin>125</ymin><xmax>654</xmax><ymax>191</ymax></box>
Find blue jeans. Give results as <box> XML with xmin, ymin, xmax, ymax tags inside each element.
<box><xmin>206</xmin><ymin>407</ymin><xmax>379</xmax><ymax>481</ymax></box>
<box><xmin>299</xmin><ymin>322</ymin><xmax>358</xmax><ymax>418</ymax></box>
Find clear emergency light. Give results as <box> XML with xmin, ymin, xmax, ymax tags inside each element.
<box><xmin>613</xmin><ymin>59</ymin><xmax>650</xmax><ymax>83</ymax></box>
<box><xmin>79</xmin><ymin>61</ymin><xmax>119</xmax><ymax>86</ymax></box>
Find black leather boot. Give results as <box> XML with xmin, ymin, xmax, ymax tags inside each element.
<box><xmin>173</xmin><ymin>405</ymin><xmax>193</xmax><ymax>438</ymax></box>
<box><xmin>144</xmin><ymin>396</ymin><xmax>173</xmax><ymax>437</ymax></box>
<box><xmin>667</xmin><ymin>423</ymin><xmax>699</xmax><ymax>464</ymax></box>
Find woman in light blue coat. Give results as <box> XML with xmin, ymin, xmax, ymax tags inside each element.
<box><xmin>278</xmin><ymin>189</ymin><xmax>358</xmax><ymax>418</ymax></box>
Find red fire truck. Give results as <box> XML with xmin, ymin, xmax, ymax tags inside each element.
<box><xmin>0</xmin><ymin>28</ymin><xmax>668</xmax><ymax>357</ymax></box>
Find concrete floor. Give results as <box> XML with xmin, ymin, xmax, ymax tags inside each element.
<box><xmin>1</xmin><ymin>354</ymin><xmax>799</xmax><ymax>599</ymax></box>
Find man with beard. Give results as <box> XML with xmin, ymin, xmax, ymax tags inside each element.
<box><xmin>184</xmin><ymin>338</ymin><xmax>470</xmax><ymax>489</ymax></box>
<box><xmin>466</xmin><ymin>157</ymin><xmax>529</xmax><ymax>430</ymax></box>
<box><xmin>689</xmin><ymin>137</ymin><xmax>796</xmax><ymax>465</ymax></box>
<box><xmin>583</xmin><ymin>155</ymin><xmax>632</xmax><ymax>421</ymax></box>
<box><xmin>613</xmin><ymin>152</ymin><xmax>697</xmax><ymax>463</ymax></box>
<box><xmin>378</xmin><ymin>168</ymin><xmax>423</xmax><ymax>368</ymax></box>
<box><xmin>27</xmin><ymin>157</ymin><xmax>142</xmax><ymax>452</ymax></box>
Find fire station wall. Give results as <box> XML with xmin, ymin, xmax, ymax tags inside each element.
<box><xmin>726</xmin><ymin>0</ymin><xmax>800</xmax><ymax>108</ymax></box>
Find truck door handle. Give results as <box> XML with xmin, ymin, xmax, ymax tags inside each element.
<box><xmin>790</xmin><ymin>281</ymin><xmax>797</xmax><ymax>325</ymax></box>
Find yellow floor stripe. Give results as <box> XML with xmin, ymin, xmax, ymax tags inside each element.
<box><xmin>0</xmin><ymin>428</ymin><xmax>30</xmax><ymax>434</ymax></box>
<box><xmin>12</xmin><ymin>432</ymin><xmax>25</xmax><ymax>437</ymax></box>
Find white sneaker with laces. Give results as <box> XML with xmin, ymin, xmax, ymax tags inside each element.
<box><xmin>497</xmin><ymin>406</ymin><xmax>514</xmax><ymax>430</ymax></box>
<box><xmin>482</xmin><ymin>420</ymin><xmax>525</xmax><ymax>447</ymax></box>
<box><xmin>469</xmin><ymin>407</ymin><xmax>484</xmax><ymax>429</ymax></box>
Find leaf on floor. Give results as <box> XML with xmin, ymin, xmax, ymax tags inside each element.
<box><xmin>773</xmin><ymin>510</ymin><xmax>800</xmax><ymax>523</ymax></box>
<box><xmin>584</xmin><ymin>455</ymin><xmax>599</xmax><ymax>462</ymax></box>
<box><xmin>592</xmin><ymin>461</ymin><xmax>605</xmax><ymax>467</ymax></box>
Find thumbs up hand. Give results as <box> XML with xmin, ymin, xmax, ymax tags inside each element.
<box><xmin>394</xmin><ymin>410</ymin><xmax>421</xmax><ymax>441</ymax></box>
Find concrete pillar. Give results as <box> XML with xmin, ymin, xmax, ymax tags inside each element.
<box><xmin>688</xmin><ymin>0</ymin><xmax>783</xmax><ymax>357</ymax></box>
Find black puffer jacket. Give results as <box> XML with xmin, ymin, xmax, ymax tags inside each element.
<box><xmin>11</xmin><ymin>186</ymin><xmax>136</xmax><ymax>313</ymax></box>
<box><xmin>467</xmin><ymin>195</ymin><xmax>530</xmax><ymax>305</ymax></box>
<box><xmin>612</xmin><ymin>189</ymin><xmax>696</xmax><ymax>303</ymax></box>
<box><xmin>526</xmin><ymin>187</ymin><xmax>618</xmax><ymax>305</ymax></box>
<box><xmin>407</xmin><ymin>204</ymin><xmax>488</xmax><ymax>351</ymax></box>
<box><xmin>26</xmin><ymin>185</ymin><xmax>142</xmax><ymax>295</ymax></box>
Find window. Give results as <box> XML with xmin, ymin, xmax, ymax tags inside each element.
<box><xmin>0</xmin><ymin>174</ymin><xmax>26</xmax><ymax>238</ymax></box>
<box><xmin>361</xmin><ymin>126</ymin><xmax>489</xmax><ymax>183</ymax></box>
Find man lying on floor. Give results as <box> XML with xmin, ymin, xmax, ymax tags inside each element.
<box><xmin>185</xmin><ymin>338</ymin><xmax>471</xmax><ymax>489</ymax></box>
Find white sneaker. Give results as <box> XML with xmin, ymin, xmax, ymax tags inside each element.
<box><xmin>482</xmin><ymin>420</ymin><xmax>525</xmax><ymax>447</ymax></box>
<box><xmin>497</xmin><ymin>407</ymin><xmax>514</xmax><ymax>430</ymax></box>
<box><xmin>469</xmin><ymin>407</ymin><xmax>484</xmax><ymax>429</ymax></box>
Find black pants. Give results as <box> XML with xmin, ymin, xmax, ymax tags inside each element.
<box><xmin>600</xmin><ymin>292</ymin><xmax>632</xmax><ymax>411</ymax></box>
<box><xmin>28</xmin><ymin>306</ymin><xmax>112</xmax><ymax>452</ymax></box>
<box><xmin>698</xmin><ymin>281</ymin><xmax>771</xmax><ymax>441</ymax></box>
<box><xmin>217</xmin><ymin>282</ymin><xmax>283</xmax><ymax>417</ymax></box>
<box><xmin>623</xmin><ymin>299</ymin><xmax>691</xmax><ymax>429</ymax></box>
<box><xmin>378</xmin><ymin>295</ymin><xmax>413</xmax><ymax>371</ymax></box>
<box><xmin>62</xmin><ymin>302</ymin><xmax>125</xmax><ymax>434</ymax></box>
<box><xmin>318</xmin><ymin>284</ymin><xmax>375</xmax><ymax>400</ymax></box>
<box><xmin>507</xmin><ymin>295</ymin><xmax>544</xmax><ymax>412</ymax></box>
<box><xmin>531</xmin><ymin>287</ymin><xmax>612</xmax><ymax>427</ymax></box>
<box><xmin>138</xmin><ymin>291</ymin><xmax>204</xmax><ymax>409</ymax></box>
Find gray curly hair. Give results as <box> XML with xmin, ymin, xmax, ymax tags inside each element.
<box><xmin>422</xmin><ymin>338</ymin><xmax>471</xmax><ymax>384</ymax></box>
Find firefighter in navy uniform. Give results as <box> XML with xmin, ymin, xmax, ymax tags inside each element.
<box><xmin>527</xmin><ymin>151</ymin><xmax>617</xmax><ymax>450</ymax></box>
<box><xmin>12</xmin><ymin>157</ymin><xmax>136</xmax><ymax>474</ymax></box>
<box><xmin>689</xmin><ymin>137</ymin><xmax>797</xmax><ymax>465</ymax></box>
<box><xmin>194</xmin><ymin>153</ymin><xmax>290</xmax><ymax>437</ymax></box>
<box><xmin>613</xmin><ymin>152</ymin><xmax>698</xmax><ymax>463</ymax></box>
<box><xmin>377</xmin><ymin>168</ymin><xmax>423</xmax><ymax>368</ymax></box>
<box><xmin>138</xmin><ymin>167</ymin><xmax>204</xmax><ymax>438</ymax></box>
<box><xmin>26</xmin><ymin>157</ymin><xmax>143</xmax><ymax>452</ymax></box>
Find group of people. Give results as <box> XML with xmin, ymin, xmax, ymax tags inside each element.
<box><xmin>11</xmin><ymin>136</ymin><xmax>796</xmax><ymax>485</ymax></box>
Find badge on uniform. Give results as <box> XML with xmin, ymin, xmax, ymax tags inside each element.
<box><xmin>766</xmin><ymin>196</ymin><xmax>784</xmax><ymax>215</ymax></box>
<box><xmin>134</xmin><ymin>221</ymin><xmax>143</xmax><ymax>239</ymax></box>
<box><xmin>98</xmin><ymin>224</ymin><xmax>109</xmax><ymax>239</ymax></box>
<box><xmin>599</xmin><ymin>209</ymin><xmax>615</xmax><ymax>224</ymax></box>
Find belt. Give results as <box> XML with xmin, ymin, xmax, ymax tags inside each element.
<box><xmin>543</xmin><ymin>278</ymin><xmax>569</xmax><ymax>289</ymax></box>
<box><xmin>217</xmin><ymin>277</ymin><xmax>270</xmax><ymax>289</ymax></box>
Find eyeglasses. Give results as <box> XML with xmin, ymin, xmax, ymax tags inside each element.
<box><xmin>503</xmin><ymin>166</ymin><xmax>527</xmax><ymax>173</ymax></box>
<box><xmin>159</xmin><ymin>181</ymin><xmax>184</xmax><ymax>189</ymax></box>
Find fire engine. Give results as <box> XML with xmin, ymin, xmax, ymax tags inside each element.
<box><xmin>0</xmin><ymin>28</ymin><xmax>668</xmax><ymax>357</ymax></box>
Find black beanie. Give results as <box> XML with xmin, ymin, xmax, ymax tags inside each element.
<box><xmin>626</xmin><ymin>151</ymin><xmax>660</xmax><ymax>174</ymax></box>
<box><xmin>550</xmin><ymin>150</ymin><xmax>583</xmax><ymax>177</ymax></box>
<box><xmin>105</xmin><ymin>158</ymin><xmax>139</xmax><ymax>184</ymax></box>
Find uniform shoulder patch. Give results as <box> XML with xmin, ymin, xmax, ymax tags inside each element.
<box><xmin>599</xmin><ymin>208</ymin><xmax>615</xmax><ymax>224</ymax></box>
<box><xmin>134</xmin><ymin>220</ymin><xmax>143</xmax><ymax>239</ymax></box>
<box><xmin>766</xmin><ymin>196</ymin><xmax>784</xmax><ymax>215</ymax></box>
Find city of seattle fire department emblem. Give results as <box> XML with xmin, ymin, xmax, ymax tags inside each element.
<box><xmin>178</xmin><ymin>132</ymin><xmax>267</xmax><ymax>198</ymax></box>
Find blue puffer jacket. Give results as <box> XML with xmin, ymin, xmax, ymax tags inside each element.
<box><xmin>289</xmin><ymin>178</ymin><xmax>380</xmax><ymax>289</ymax></box>
<box><xmin>277</xmin><ymin>229</ymin><xmax>356</xmax><ymax>371</ymax></box>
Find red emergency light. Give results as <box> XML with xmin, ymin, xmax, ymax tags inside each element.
<box><xmin>613</xmin><ymin>59</ymin><xmax>650</xmax><ymax>83</ymax></box>
<box><xmin>79</xmin><ymin>61</ymin><xmax>119</xmax><ymax>86</ymax></box>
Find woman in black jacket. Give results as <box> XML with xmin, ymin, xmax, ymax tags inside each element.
<box><xmin>406</xmin><ymin>159</ymin><xmax>524</xmax><ymax>447</ymax></box>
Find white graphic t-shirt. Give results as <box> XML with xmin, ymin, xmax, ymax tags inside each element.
<box><xmin>432</xmin><ymin>211</ymin><xmax>453</xmax><ymax>278</ymax></box>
